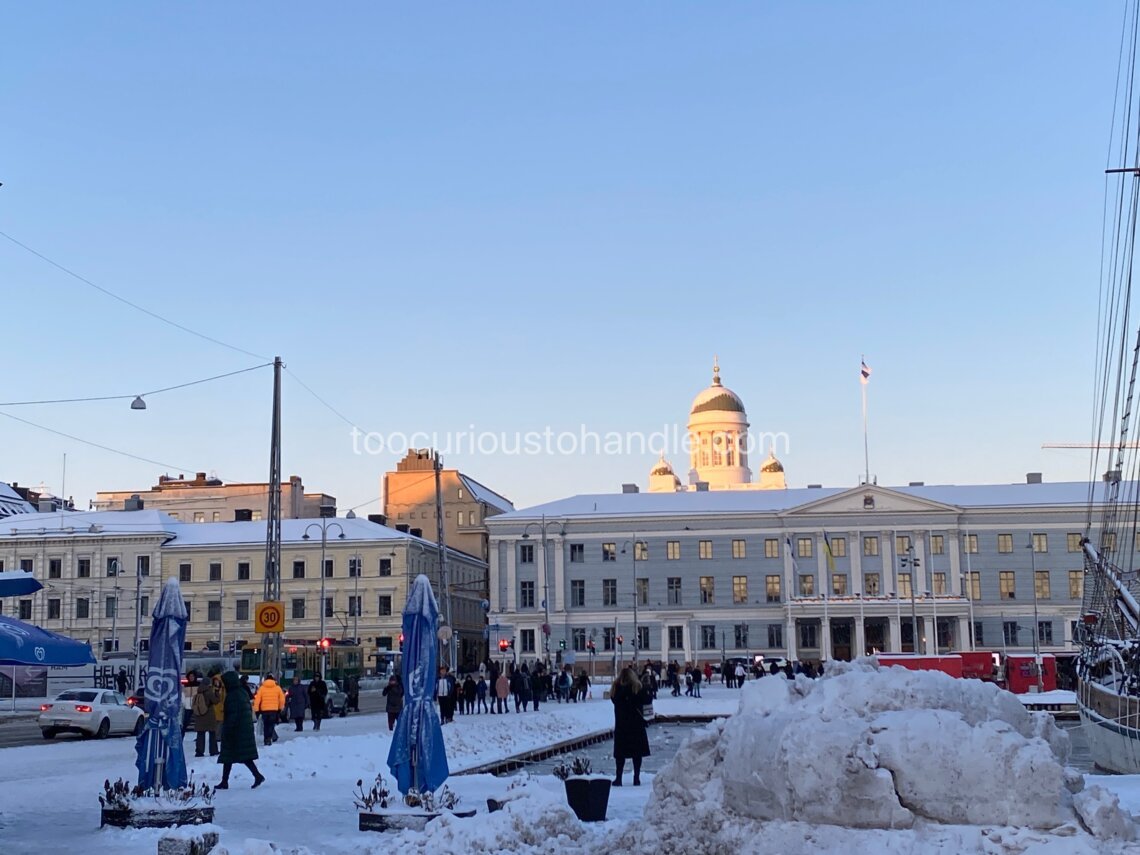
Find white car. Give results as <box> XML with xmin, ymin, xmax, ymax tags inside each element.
<box><xmin>38</xmin><ymin>689</ymin><xmax>145</xmax><ymax>740</ymax></box>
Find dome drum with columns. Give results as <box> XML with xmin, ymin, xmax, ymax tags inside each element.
<box><xmin>649</xmin><ymin>358</ymin><xmax>786</xmax><ymax>492</ymax></box>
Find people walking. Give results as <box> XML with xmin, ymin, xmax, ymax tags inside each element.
<box><xmin>475</xmin><ymin>674</ymin><xmax>489</xmax><ymax>713</ymax></box>
<box><xmin>345</xmin><ymin>675</ymin><xmax>360</xmax><ymax>713</ymax></box>
<box><xmin>610</xmin><ymin>667</ymin><xmax>650</xmax><ymax>787</ymax></box>
<box><xmin>192</xmin><ymin>675</ymin><xmax>220</xmax><ymax>757</ymax></box>
<box><xmin>382</xmin><ymin>675</ymin><xmax>404</xmax><ymax>731</ymax></box>
<box><xmin>463</xmin><ymin>674</ymin><xmax>477</xmax><ymax>715</ymax></box>
<box><xmin>576</xmin><ymin>670</ymin><xmax>591</xmax><ymax>702</ymax></box>
<box><xmin>530</xmin><ymin>667</ymin><xmax>544</xmax><ymax>712</ymax></box>
<box><xmin>308</xmin><ymin>674</ymin><xmax>329</xmax><ymax>731</ymax></box>
<box><xmin>436</xmin><ymin>665</ymin><xmax>456</xmax><ymax>723</ymax></box>
<box><xmin>734</xmin><ymin>662</ymin><xmax>746</xmax><ymax>688</ymax></box>
<box><xmin>692</xmin><ymin>665</ymin><xmax>703</xmax><ymax>698</ymax></box>
<box><xmin>285</xmin><ymin>675</ymin><xmax>309</xmax><ymax>732</ymax></box>
<box><xmin>494</xmin><ymin>670</ymin><xmax>510</xmax><ymax>714</ymax></box>
<box><xmin>252</xmin><ymin>673</ymin><xmax>286</xmax><ymax>746</ymax></box>
<box><xmin>115</xmin><ymin>667</ymin><xmax>129</xmax><ymax>695</ymax></box>
<box><xmin>217</xmin><ymin>670</ymin><xmax>265</xmax><ymax>790</ymax></box>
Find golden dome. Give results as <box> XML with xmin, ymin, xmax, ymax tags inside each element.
<box><xmin>760</xmin><ymin>450</ymin><xmax>784</xmax><ymax>473</ymax></box>
<box><xmin>689</xmin><ymin>356</ymin><xmax>746</xmax><ymax>416</ymax></box>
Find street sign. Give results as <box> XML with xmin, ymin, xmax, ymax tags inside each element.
<box><xmin>254</xmin><ymin>601</ymin><xmax>285</xmax><ymax>634</ymax></box>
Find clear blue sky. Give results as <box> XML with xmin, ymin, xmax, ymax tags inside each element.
<box><xmin>0</xmin><ymin>2</ymin><xmax>1124</xmax><ymax>511</ymax></box>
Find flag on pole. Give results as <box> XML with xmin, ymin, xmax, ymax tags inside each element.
<box><xmin>860</xmin><ymin>358</ymin><xmax>872</xmax><ymax>385</ymax></box>
<box><xmin>823</xmin><ymin>532</ymin><xmax>837</xmax><ymax>573</ymax></box>
<box><xmin>786</xmin><ymin>535</ymin><xmax>799</xmax><ymax>573</ymax></box>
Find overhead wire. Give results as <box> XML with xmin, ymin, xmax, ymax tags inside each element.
<box><xmin>0</xmin><ymin>362</ymin><xmax>272</xmax><ymax>406</ymax></box>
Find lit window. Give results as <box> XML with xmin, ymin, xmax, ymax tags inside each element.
<box><xmin>699</xmin><ymin>577</ymin><xmax>715</xmax><ymax>604</ymax></box>
<box><xmin>699</xmin><ymin>541</ymin><xmax>713</xmax><ymax>560</ymax></box>
<box><xmin>863</xmin><ymin>536</ymin><xmax>879</xmax><ymax>557</ymax></box>
<box><xmin>997</xmin><ymin>534</ymin><xmax>1013</xmax><ymax>553</ymax></box>
<box><xmin>1069</xmin><ymin>570</ymin><xmax>1083</xmax><ymax>599</ymax></box>
<box><xmin>797</xmin><ymin>538</ymin><xmax>812</xmax><ymax>558</ymax></box>
<box><xmin>667</xmin><ymin>541</ymin><xmax>681</xmax><ymax>560</ymax></box>
<box><xmin>764</xmin><ymin>538</ymin><xmax>779</xmax><ymax>559</ymax></box>
<box><xmin>1000</xmin><ymin>571</ymin><xmax>1016</xmax><ymax>600</ymax></box>
<box><xmin>731</xmin><ymin>539</ymin><xmax>746</xmax><ymax>559</ymax></box>
<box><xmin>831</xmin><ymin>574</ymin><xmax>847</xmax><ymax>596</ymax></box>
<box><xmin>733</xmin><ymin>576</ymin><xmax>749</xmax><ymax>603</ymax></box>
<box><xmin>864</xmin><ymin>573</ymin><xmax>880</xmax><ymax>595</ymax></box>
<box><xmin>1035</xmin><ymin>571</ymin><xmax>1051</xmax><ymax>600</ymax></box>
<box><xmin>798</xmin><ymin>575</ymin><xmax>814</xmax><ymax>596</ymax></box>
<box><xmin>766</xmin><ymin>575</ymin><xmax>781</xmax><ymax>602</ymax></box>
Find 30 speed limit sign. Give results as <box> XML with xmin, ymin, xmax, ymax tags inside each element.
<box><xmin>254</xmin><ymin>601</ymin><xmax>285</xmax><ymax>634</ymax></box>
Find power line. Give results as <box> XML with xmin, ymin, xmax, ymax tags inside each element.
<box><xmin>284</xmin><ymin>367</ymin><xmax>360</xmax><ymax>429</ymax></box>
<box><xmin>0</xmin><ymin>362</ymin><xmax>272</xmax><ymax>406</ymax></box>
<box><xmin>0</xmin><ymin>229</ymin><xmax>269</xmax><ymax>361</ymax></box>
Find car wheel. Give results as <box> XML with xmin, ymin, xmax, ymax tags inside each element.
<box><xmin>133</xmin><ymin>716</ymin><xmax>144</xmax><ymax>736</ymax></box>
<box><xmin>41</xmin><ymin>729</ymin><xmax>57</xmax><ymax>740</ymax></box>
<box><xmin>95</xmin><ymin>718</ymin><xmax>110</xmax><ymax>739</ymax></box>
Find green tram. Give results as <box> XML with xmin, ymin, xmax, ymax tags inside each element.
<box><xmin>239</xmin><ymin>640</ymin><xmax>364</xmax><ymax>684</ymax></box>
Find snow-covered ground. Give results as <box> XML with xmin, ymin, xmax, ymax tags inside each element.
<box><xmin>1</xmin><ymin>673</ymin><xmax>1138</xmax><ymax>855</ymax></box>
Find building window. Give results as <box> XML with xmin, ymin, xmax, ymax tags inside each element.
<box><xmin>700</xmin><ymin>625</ymin><xmax>716</xmax><ymax>649</ymax></box>
<box><xmin>668</xmin><ymin>626</ymin><xmax>684</xmax><ymax>649</ymax></box>
<box><xmin>570</xmin><ymin>544</ymin><xmax>584</xmax><ymax>563</ymax></box>
<box><xmin>212</xmin><ymin>512</ymin><xmax>220</xmax><ymax>522</ymax></box>
<box><xmin>194</xmin><ymin>512</ymin><xmax>205</xmax><ymax>523</ymax></box>
<box><xmin>322</xmin><ymin>559</ymin><xmax>333</xmax><ymax>578</ymax></box>
<box><xmin>519</xmin><ymin>544</ymin><xmax>534</xmax><ymax>564</ymax></box>
<box><xmin>292</xmin><ymin>599</ymin><xmax>306</xmax><ymax>619</ymax></box>
<box><xmin>667</xmin><ymin>541</ymin><xmax>681</xmax><ymax>560</ymax></box>
<box><xmin>832</xmin><ymin>574</ymin><xmax>847</xmax><ymax>596</ymax></box>
<box><xmin>602</xmin><ymin>543</ymin><xmax>616</xmax><ymax>562</ymax></box>
<box><xmin>251</xmin><ymin>510</ymin><xmax>263</xmax><ymax>521</ymax></box>
<box><xmin>238</xmin><ymin>561</ymin><xmax>251</xmax><ymax>581</ymax></box>
<box><xmin>797</xmin><ymin>538</ymin><xmax>812</xmax><ymax>558</ymax></box>
<box><xmin>179</xmin><ymin>563</ymin><xmax>192</xmax><ymax>583</ymax></box>
<box><xmin>1003</xmin><ymin>620</ymin><xmax>1019</xmax><ymax>646</ymax></box>
<box><xmin>997</xmin><ymin>534</ymin><xmax>1013</xmax><ymax>554</ymax></box>
<box><xmin>734</xmin><ymin>623</ymin><xmax>749</xmax><ymax>648</ymax></box>
<box><xmin>48</xmin><ymin>558</ymin><xmax>62</xmax><ymax>579</ymax></box>
<box><xmin>1069</xmin><ymin>570</ymin><xmax>1083</xmax><ymax>599</ymax></box>
<box><xmin>764</xmin><ymin>538</ymin><xmax>779</xmax><ymax>558</ymax></box>
<box><xmin>798</xmin><ymin>574</ymin><xmax>814</xmax><ymax>596</ymax></box>
<box><xmin>768</xmin><ymin>624</ymin><xmax>783</xmax><ymax>649</ymax></box>
<box><xmin>292</xmin><ymin>560</ymin><xmax>305</xmax><ymax>579</ymax></box>
<box><xmin>766</xmin><ymin>575</ymin><xmax>781</xmax><ymax>603</ymax></box>
<box><xmin>1000</xmin><ymin>571</ymin><xmax>1016</xmax><ymax>600</ymax></box>
<box><xmin>898</xmin><ymin>573</ymin><xmax>912</xmax><ymax>599</ymax></box>
<box><xmin>572</xmin><ymin>628</ymin><xmax>586</xmax><ymax>651</ymax></box>
<box><xmin>207</xmin><ymin>601</ymin><xmax>221</xmax><ymax>622</ymax></box>
<box><xmin>699</xmin><ymin>540</ymin><xmax>713</xmax><ymax>560</ymax></box>
<box><xmin>863</xmin><ymin>536</ymin><xmax>879</xmax><ymax>557</ymax></box>
<box><xmin>1033</xmin><ymin>533</ymin><xmax>1048</xmax><ymax>553</ymax></box>
<box><xmin>139</xmin><ymin>596</ymin><xmax>149</xmax><ymax>617</ymax></box>
<box><xmin>964</xmin><ymin>534</ymin><xmax>978</xmax><ymax>554</ymax></box>
<box><xmin>75</xmin><ymin>597</ymin><xmax>90</xmax><ymax>619</ymax></box>
<box><xmin>965</xmin><ymin>571</ymin><xmax>980</xmax><ymax>599</ymax></box>
<box><xmin>1038</xmin><ymin>621</ymin><xmax>1054</xmax><ymax>645</ymax></box>
<box><xmin>667</xmin><ymin>577</ymin><xmax>682</xmax><ymax>605</ymax></box>
<box><xmin>103</xmin><ymin>597</ymin><xmax>115</xmax><ymax>620</ymax></box>
<box><xmin>378</xmin><ymin>596</ymin><xmax>392</xmax><ymax>616</ymax></box>
<box><xmin>930</xmin><ymin>535</ymin><xmax>944</xmax><ymax>555</ymax></box>
<box><xmin>830</xmin><ymin>537</ymin><xmax>847</xmax><ymax>558</ymax></box>
<box><xmin>798</xmin><ymin>623</ymin><xmax>817</xmax><ymax>649</ymax></box>
<box><xmin>457</xmin><ymin>511</ymin><xmax>465</xmax><ymax>526</ymax></box>
<box><xmin>973</xmin><ymin>621</ymin><xmax>984</xmax><ymax>646</ymax></box>
<box><xmin>864</xmin><ymin>573</ymin><xmax>880</xmax><ymax>595</ymax></box>
<box><xmin>1105</xmin><ymin>532</ymin><xmax>1117</xmax><ymax>551</ymax></box>
<box><xmin>603</xmin><ymin>628</ymin><xmax>615</xmax><ymax>651</ymax></box>
<box><xmin>209</xmin><ymin>562</ymin><xmax>222</xmax><ymax>582</ymax></box>
<box><xmin>77</xmin><ymin>558</ymin><xmax>91</xmax><ymax>578</ymax></box>
<box><xmin>732</xmin><ymin>539</ymin><xmax>746</xmax><ymax>559</ymax></box>
<box><xmin>47</xmin><ymin>598</ymin><xmax>61</xmax><ymax>620</ymax></box>
<box><xmin>733</xmin><ymin>576</ymin><xmax>749</xmax><ymax>603</ymax></box>
<box><xmin>634</xmin><ymin>541</ymin><xmax>649</xmax><ymax>561</ymax></box>
<box><xmin>135</xmin><ymin>555</ymin><xmax>150</xmax><ymax>577</ymax></box>
<box><xmin>183</xmin><ymin>602</ymin><xmax>191</xmax><ymax>624</ymax></box>
<box><xmin>520</xmin><ymin>581</ymin><xmax>535</xmax><ymax>609</ymax></box>
<box><xmin>379</xmin><ymin>558</ymin><xmax>392</xmax><ymax>576</ymax></box>
<box><xmin>105</xmin><ymin>557</ymin><xmax>120</xmax><ymax>577</ymax></box>
<box><xmin>700</xmin><ymin>576</ymin><xmax>715</xmax><ymax>604</ymax></box>
<box><xmin>348</xmin><ymin>557</ymin><xmax>361</xmax><ymax>578</ymax></box>
<box><xmin>602</xmin><ymin>579</ymin><xmax>617</xmax><ymax>606</ymax></box>
<box><xmin>636</xmin><ymin>578</ymin><xmax>648</xmax><ymax>605</ymax></box>
<box><xmin>570</xmin><ymin>579</ymin><xmax>585</xmax><ymax>607</ymax></box>
<box><xmin>321</xmin><ymin>597</ymin><xmax>333</xmax><ymax>618</ymax></box>
<box><xmin>896</xmin><ymin>535</ymin><xmax>911</xmax><ymax>554</ymax></box>
<box><xmin>236</xmin><ymin>600</ymin><xmax>250</xmax><ymax>622</ymax></box>
<box><xmin>1068</xmin><ymin>533</ymin><xmax>1083</xmax><ymax>553</ymax></box>
<box><xmin>1035</xmin><ymin>571</ymin><xmax>1051</xmax><ymax>599</ymax></box>
<box><xmin>520</xmin><ymin>629</ymin><xmax>535</xmax><ymax>653</ymax></box>
<box><xmin>349</xmin><ymin>596</ymin><xmax>361</xmax><ymax>617</ymax></box>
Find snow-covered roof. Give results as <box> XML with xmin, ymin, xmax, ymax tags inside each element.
<box><xmin>0</xmin><ymin>509</ymin><xmax>179</xmax><ymax>537</ymax></box>
<box><xmin>491</xmin><ymin>481</ymin><xmax>1115</xmax><ymax>522</ymax></box>
<box><xmin>459</xmin><ymin>475</ymin><xmax>514</xmax><ymax>513</ymax></box>
<box><xmin>0</xmin><ymin>483</ymin><xmax>35</xmax><ymax>519</ymax></box>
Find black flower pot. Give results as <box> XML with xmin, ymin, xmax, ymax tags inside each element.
<box><xmin>563</xmin><ymin>777</ymin><xmax>611</xmax><ymax>822</ymax></box>
<box><xmin>100</xmin><ymin>806</ymin><xmax>215</xmax><ymax>829</ymax></box>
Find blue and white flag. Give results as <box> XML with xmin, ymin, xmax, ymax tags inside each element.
<box><xmin>860</xmin><ymin>359</ymin><xmax>872</xmax><ymax>385</ymax></box>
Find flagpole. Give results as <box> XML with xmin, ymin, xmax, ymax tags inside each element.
<box><xmin>861</xmin><ymin>354</ymin><xmax>870</xmax><ymax>486</ymax></box>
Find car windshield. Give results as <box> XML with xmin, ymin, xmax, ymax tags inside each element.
<box><xmin>56</xmin><ymin>691</ymin><xmax>98</xmax><ymax>702</ymax></box>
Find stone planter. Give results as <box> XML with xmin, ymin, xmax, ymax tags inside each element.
<box><xmin>100</xmin><ymin>805</ymin><xmax>215</xmax><ymax>829</ymax></box>
<box><xmin>563</xmin><ymin>776</ymin><xmax>611</xmax><ymax>822</ymax></box>
<box><xmin>358</xmin><ymin>808</ymin><xmax>475</xmax><ymax>832</ymax></box>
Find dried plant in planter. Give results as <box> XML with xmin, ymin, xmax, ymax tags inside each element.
<box><xmin>552</xmin><ymin>755</ymin><xmax>593</xmax><ymax>781</ymax></box>
<box><xmin>99</xmin><ymin>775</ymin><xmax>215</xmax><ymax>812</ymax></box>
<box><xmin>420</xmin><ymin>785</ymin><xmax>459</xmax><ymax>812</ymax></box>
<box><xmin>352</xmin><ymin>775</ymin><xmax>393</xmax><ymax>812</ymax></box>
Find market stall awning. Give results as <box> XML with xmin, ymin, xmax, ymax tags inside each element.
<box><xmin>0</xmin><ymin>571</ymin><xmax>42</xmax><ymax>599</ymax></box>
<box><xmin>0</xmin><ymin>616</ymin><xmax>96</xmax><ymax>666</ymax></box>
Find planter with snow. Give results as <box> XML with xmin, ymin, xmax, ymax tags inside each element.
<box><xmin>358</xmin><ymin>807</ymin><xmax>476</xmax><ymax>833</ymax></box>
<box><xmin>353</xmin><ymin>775</ymin><xmax>472</xmax><ymax>833</ymax></box>
<box><xmin>562</xmin><ymin>775</ymin><xmax>612</xmax><ymax>822</ymax></box>
<box><xmin>100</xmin><ymin>806</ymin><xmax>215</xmax><ymax>829</ymax></box>
<box><xmin>98</xmin><ymin>777</ymin><xmax>216</xmax><ymax>830</ymax></box>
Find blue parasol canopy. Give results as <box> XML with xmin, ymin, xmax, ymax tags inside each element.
<box><xmin>386</xmin><ymin>574</ymin><xmax>449</xmax><ymax>796</ymax></box>
<box><xmin>0</xmin><ymin>615</ymin><xmax>95</xmax><ymax>666</ymax></box>
<box><xmin>135</xmin><ymin>578</ymin><xmax>188</xmax><ymax>791</ymax></box>
<box><xmin>0</xmin><ymin>571</ymin><xmax>43</xmax><ymax>599</ymax></box>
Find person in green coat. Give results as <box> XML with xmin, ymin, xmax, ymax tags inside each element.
<box><xmin>217</xmin><ymin>670</ymin><xmax>265</xmax><ymax>789</ymax></box>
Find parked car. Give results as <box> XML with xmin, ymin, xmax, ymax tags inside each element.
<box><xmin>39</xmin><ymin>689</ymin><xmax>144</xmax><ymax>740</ymax></box>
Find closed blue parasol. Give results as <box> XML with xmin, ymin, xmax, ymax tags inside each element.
<box><xmin>0</xmin><ymin>615</ymin><xmax>95</xmax><ymax>666</ymax></box>
<box><xmin>0</xmin><ymin>570</ymin><xmax>43</xmax><ymax>599</ymax></box>
<box><xmin>135</xmin><ymin>578</ymin><xmax>188</xmax><ymax>790</ymax></box>
<box><xmin>386</xmin><ymin>574</ymin><xmax>449</xmax><ymax>796</ymax></box>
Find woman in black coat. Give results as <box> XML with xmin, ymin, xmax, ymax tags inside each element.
<box><xmin>611</xmin><ymin>667</ymin><xmax>650</xmax><ymax>786</ymax></box>
<box><xmin>217</xmin><ymin>670</ymin><xmax>264</xmax><ymax>789</ymax></box>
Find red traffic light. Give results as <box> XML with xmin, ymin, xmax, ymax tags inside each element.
<box><xmin>498</xmin><ymin>639</ymin><xmax>508</xmax><ymax>651</ymax></box>
<box><xmin>318</xmin><ymin>638</ymin><xmax>331</xmax><ymax>650</ymax></box>
<box><xmin>617</xmin><ymin>635</ymin><xmax>624</xmax><ymax>645</ymax></box>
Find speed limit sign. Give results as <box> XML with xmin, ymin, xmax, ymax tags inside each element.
<box><xmin>254</xmin><ymin>601</ymin><xmax>285</xmax><ymax>634</ymax></box>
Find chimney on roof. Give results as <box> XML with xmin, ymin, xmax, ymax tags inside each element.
<box><xmin>1026</xmin><ymin>472</ymin><xmax>1043</xmax><ymax>485</ymax></box>
<box><xmin>395</xmin><ymin>524</ymin><xmax>409</xmax><ymax>533</ymax></box>
<box><xmin>368</xmin><ymin>514</ymin><xmax>387</xmax><ymax>526</ymax></box>
<box><xmin>807</xmin><ymin>484</ymin><xmax>822</xmax><ymax>489</ymax></box>
<box><xmin>695</xmin><ymin>482</ymin><xmax>709</xmax><ymax>492</ymax></box>
<box><xmin>410</xmin><ymin>527</ymin><xmax>423</xmax><ymax>538</ymax></box>
<box><xmin>234</xmin><ymin>509</ymin><xmax>253</xmax><ymax>522</ymax></box>
<box><xmin>621</xmin><ymin>483</ymin><xmax>639</xmax><ymax>494</ymax></box>
<box><xmin>909</xmin><ymin>481</ymin><xmax>924</xmax><ymax>487</ymax></box>
<box><xmin>319</xmin><ymin>504</ymin><xmax>336</xmax><ymax>519</ymax></box>
<box><xmin>38</xmin><ymin>498</ymin><xmax>54</xmax><ymax>512</ymax></box>
<box><xmin>124</xmin><ymin>495</ymin><xmax>144</xmax><ymax>511</ymax></box>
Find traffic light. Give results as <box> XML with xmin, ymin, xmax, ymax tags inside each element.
<box><xmin>398</xmin><ymin>632</ymin><xmax>405</xmax><ymax>652</ymax></box>
<box><xmin>617</xmin><ymin>635</ymin><xmax>624</xmax><ymax>645</ymax></box>
<box><xmin>318</xmin><ymin>638</ymin><xmax>331</xmax><ymax>651</ymax></box>
<box><xmin>559</xmin><ymin>639</ymin><xmax>566</xmax><ymax>650</ymax></box>
<box><xmin>498</xmin><ymin>639</ymin><xmax>508</xmax><ymax>652</ymax></box>
<box><xmin>509</xmin><ymin>639</ymin><xmax>515</xmax><ymax>650</ymax></box>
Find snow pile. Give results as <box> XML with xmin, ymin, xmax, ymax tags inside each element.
<box><xmin>613</xmin><ymin>660</ymin><xmax>1138</xmax><ymax>854</ymax></box>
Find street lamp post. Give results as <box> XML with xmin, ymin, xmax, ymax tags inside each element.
<box><xmin>960</xmin><ymin>572</ymin><xmax>976</xmax><ymax>651</ymax></box>
<box><xmin>901</xmin><ymin>544</ymin><xmax>920</xmax><ymax>653</ymax></box>
<box><xmin>133</xmin><ymin>558</ymin><xmax>144</xmax><ymax>690</ymax></box>
<box><xmin>303</xmin><ymin>519</ymin><xmax>346</xmax><ymax>679</ymax></box>
<box><xmin>108</xmin><ymin>558</ymin><xmax>121</xmax><ymax>656</ymax></box>
<box><xmin>1027</xmin><ymin>536</ymin><xmax>1044</xmax><ymax>693</ymax></box>
<box><xmin>350</xmin><ymin>552</ymin><xmax>362</xmax><ymax>645</ymax></box>
<box><xmin>621</xmin><ymin>537</ymin><xmax>646</xmax><ymax>668</ymax></box>
<box><xmin>521</xmin><ymin>516</ymin><xmax>564</xmax><ymax>667</ymax></box>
